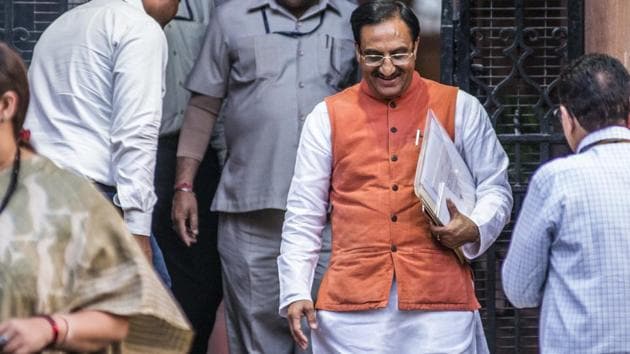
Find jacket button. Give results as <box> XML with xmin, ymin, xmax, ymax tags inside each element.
<box><xmin>390</xmin><ymin>126</ymin><xmax>397</xmax><ymax>133</ymax></box>
<box><xmin>390</xmin><ymin>214</ymin><xmax>398</xmax><ymax>222</ymax></box>
<box><xmin>389</xmin><ymin>101</ymin><xmax>397</xmax><ymax>108</ymax></box>
<box><xmin>391</xmin><ymin>244</ymin><xmax>397</xmax><ymax>252</ymax></box>
<box><xmin>391</xmin><ymin>154</ymin><xmax>398</xmax><ymax>162</ymax></box>
<box><xmin>392</xmin><ymin>184</ymin><xmax>399</xmax><ymax>191</ymax></box>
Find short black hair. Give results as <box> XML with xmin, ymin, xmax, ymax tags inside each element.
<box><xmin>350</xmin><ymin>0</ymin><xmax>420</xmax><ymax>46</ymax></box>
<box><xmin>557</xmin><ymin>53</ymin><xmax>630</xmax><ymax>132</ymax></box>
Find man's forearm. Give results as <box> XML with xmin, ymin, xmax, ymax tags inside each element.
<box><xmin>175</xmin><ymin>94</ymin><xmax>221</xmax><ymax>185</ymax></box>
<box><xmin>132</xmin><ymin>234</ymin><xmax>152</xmax><ymax>261</ymax></box>
<box><xmin>175</xmin><ymin>157</ymin><xmax>202</xmax><ymax>186</ymax></box>
<box><xmin>176</xmin><ymin>94</ymin><xmax>221</xmax><ymax>163</ymax></box>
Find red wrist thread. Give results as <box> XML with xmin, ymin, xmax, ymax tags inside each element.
<box><xmin>37</xmin><ymin>314</ymin><xmax>59</xmax><ymax>349</ymax></box>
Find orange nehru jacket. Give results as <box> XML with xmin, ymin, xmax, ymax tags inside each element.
<box><xmin>316</xmin><ymin>72</ymin><xmax>480</xmax><ymax>312</ymax></box>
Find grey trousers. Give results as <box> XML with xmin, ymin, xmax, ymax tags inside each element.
<box><xmin>218</xmin><ymin>209</ymin><xmax>331</xmax><ymax>354</ymax></box>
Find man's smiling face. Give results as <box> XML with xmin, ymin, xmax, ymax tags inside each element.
<box><xmin>356</xmin><ymin>16</ymin><xmax>418</xmax><ymax>101</ymax></box>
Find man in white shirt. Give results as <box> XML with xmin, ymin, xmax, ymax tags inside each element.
<box><xmin>25</xmin><ymin>0</ymin><xmax>177</xmax><ymax>267</ymax></box>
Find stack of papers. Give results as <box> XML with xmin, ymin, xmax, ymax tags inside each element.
<box><xmin>414</xmin><ymin>110</ymin><xmax>476</xmax><ymax>263</ymax></box>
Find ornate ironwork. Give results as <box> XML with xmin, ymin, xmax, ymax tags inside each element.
<box><xmin>441</xmin><ymin>0</ymin><xmax>583</xmax><ymax>352</ymax></box>
<box><xmin>1</xmin><ymin>0</ymin><xmax>68</xmax><ymax>64</ymax></box>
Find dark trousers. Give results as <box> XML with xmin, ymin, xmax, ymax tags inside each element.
<box><xmin>152</xmin><ymin>133</ymin><xmax>223</xmax><ymax>354</ymax></box>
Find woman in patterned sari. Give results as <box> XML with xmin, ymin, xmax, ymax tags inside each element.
<box><xmin>0</xmin><ymin>43</ymin><xmax>192</xmax><ymax>353</ymax></box>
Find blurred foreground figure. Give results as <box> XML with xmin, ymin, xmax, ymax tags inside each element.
<box><xmin>0</xmin><ymin>42</ymin><xmax>191</xmax><ymax>354</ymax></box>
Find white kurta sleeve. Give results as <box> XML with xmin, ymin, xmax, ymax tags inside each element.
<box><xmin>278</xmin><ymin>102</ymin><xmax>332</xmax><ymax>317</ymax></box>
<box><xmin>453</xmin><ymin>91</ymin><xmax>513</xmax><ymax>259</ymax></box>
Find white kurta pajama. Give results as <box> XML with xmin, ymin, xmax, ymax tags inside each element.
<box><xmin>278</xmin><ymin>90</ymin><xmax>512</xmax><ymax>353</ymax></box>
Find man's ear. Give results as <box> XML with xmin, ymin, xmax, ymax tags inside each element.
<box><xmin>413</xmin><ymin>38</ymin><xmax>420</xmax><ymax>56</ymax></box>
<box><xmin>560</xmin><ymin>105</ymin><xmax>577</xmax><ymax>132</ymax></box>
<box><xmin>355</xmin><ymin>43</ymin><xmax>361</xmax><ymax>63</ymax></box>
<box><xmin>560</xmin><ymin>105</ymin><xmax>589</xmax><ymax>152</ymax></box>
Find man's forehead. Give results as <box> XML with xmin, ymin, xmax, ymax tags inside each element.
<box><xmin>359</xmin><ymin>18</ymin><xmax>414</xmax><ymax>49</ymax></box>
<box><xmin>360</xmin><ymin>17</ymin><xmax>412</xmax><ymax>37</ymax></box>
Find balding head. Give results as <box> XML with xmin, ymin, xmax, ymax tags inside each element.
<box><xmin>143</xmin><ymin>0</ymin><xmax>179</xmax><ymax>27</ymax></box>
<box><xmin>557</xmin><ymin>53</ymin><xmax>630</xmax><ymax>132</ymax></box>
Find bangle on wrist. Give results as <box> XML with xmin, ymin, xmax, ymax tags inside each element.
<box><xmin>174</xmin><ymin>182</ymin><xmax>194</xmax><ymax>193</ymax></box>
<box><xmin>58</xmin><ymin>315</ymin><xmax>69</xmax><ymax>346</ymax></box>
<box><xmin>36</xmin><ymin>314</ymin><xmax>59</xmax><ymax>349</ymax></box>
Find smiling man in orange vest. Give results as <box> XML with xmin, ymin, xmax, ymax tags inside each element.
<box><xmin>277</xmin><ymin>1</ymin><xmax>513</xmax><ymax>353</ymax></box>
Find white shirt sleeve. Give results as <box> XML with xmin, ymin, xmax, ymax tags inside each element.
<box><xmin>111</xmin><ymin>23</ymin><xmax>168</xmax><ymax>236</ymax></box>
<box><xmin>454</xmin><ymin>90</ymin><xmax>513</xmax><ymax>259</ymax></box>
<box><xmin>278</xmin><ymin>102</ymin><xmax>332</xmax><ymax>317</ymax></box>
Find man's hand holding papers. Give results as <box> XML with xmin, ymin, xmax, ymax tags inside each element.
<box><xmin>414</xmin><ymin>110</ymin><xmax>480</xmax><ymax>263</ymax></box>
<box><xmin>429</xmin><ymin>199</ymin><xmax>480</xmax><ymax>249</ymax></box>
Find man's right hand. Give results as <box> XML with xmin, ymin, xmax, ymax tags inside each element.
<box><xmin>171</xmin><ymin>190</ymin><xmax>199</xmax><ymax>247</ymax></box>
<box><xmin>286</xmin><ymin>300</ymin><xmax>317</xmax><ymax>351</ymax></box>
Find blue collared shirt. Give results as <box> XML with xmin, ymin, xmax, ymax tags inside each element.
<box><xmin>503</xmin><ymin>126</ymin><xmax>630</xmax><ymax>353</ymax></box>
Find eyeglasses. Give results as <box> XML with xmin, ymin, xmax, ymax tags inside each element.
<box><xmin>553</xmin><ymin>107</ymin><xmax>561</xmax><ymax>120</ymax></box>
<box><xmin>360</xmin><ymin>51</ymin><xmax>415</xmax><ymax>67</ymax></box>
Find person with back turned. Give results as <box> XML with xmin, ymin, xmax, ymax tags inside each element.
<box><xmin>503</xmin><ymin>53</ymin><xmax>630</xmax><ymax>353</ymax></box>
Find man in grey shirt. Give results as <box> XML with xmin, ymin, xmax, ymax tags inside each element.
<box><xmin>171</xmin><ymin>0</ymin><xmax>358</xmax><ymax>353</ymax></box>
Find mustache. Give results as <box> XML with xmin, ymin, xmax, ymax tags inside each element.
<box><xmin>372</xmin><ymin>69</ymin><xmax>403</xmax><ymax>80</ymax></box>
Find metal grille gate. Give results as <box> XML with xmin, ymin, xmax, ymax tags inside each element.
<box><xmin>0</xmin><ymin>0</ymin><xmax>86</xmax><ymax>64</ymax></box>
<box><xmin>441</xmin><ymin>0</ymin><xmax>584</xmax><ymax>352</ymax></box>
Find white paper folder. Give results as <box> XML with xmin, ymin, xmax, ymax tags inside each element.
<box><xmin>414</xmin><ymin>110</ymin><xmax>477</xmax><ymax>263</ymax></box>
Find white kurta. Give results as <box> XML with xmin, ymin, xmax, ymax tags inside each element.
<box><xmin>278</xmin><ymin>90</ymin><xmax>513</xmax><ymax>353</ymax></box>
<box><xmin>313</xmin><ymin>280</ymin><xmax>487</xmax><ymax>354</ymax></box>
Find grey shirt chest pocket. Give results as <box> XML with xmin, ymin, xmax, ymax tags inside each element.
<box><xmin>232</xmin><ymin>35</ymin><xmax>296</xmax><ymax>81</ymax></box>
<box><xmin>317</xmin><ymin>35</ymin><xmax>357</xmax><ymax>89</ymax></box>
